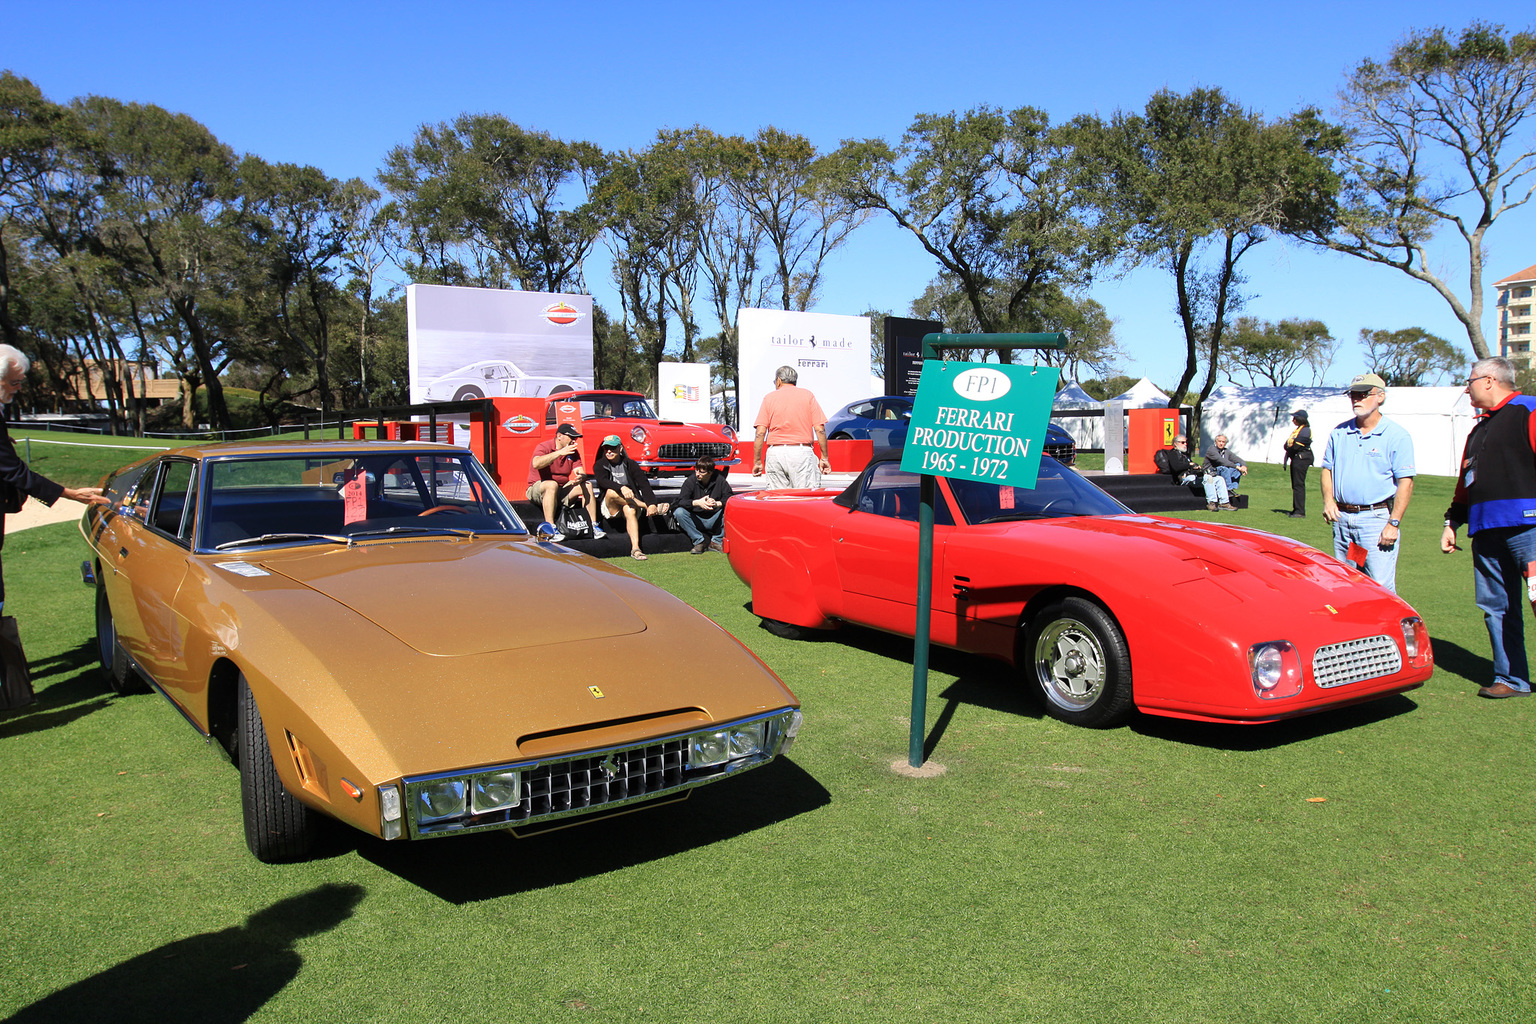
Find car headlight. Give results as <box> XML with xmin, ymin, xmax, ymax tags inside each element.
<box><xmin>1400</xmin><ymin>616</ymin><xmax>1432</xmax><ymax>667</ymax></box>
<box><xmin>1249</xmin><ymin>640</ymin><xmax>1303</xmax><ymax>700</ymax></box>
<box><xmin>472</xmin><ymin>770</ymin><xmax>520</xmax><ymax>814</ymax></box>
<box><xmin>721</xmin><ymin>425</ymin><xmax>736</xmax><ymax>441</ymax></box>
<box><xmin>688</xmin><ymin>716</ymin><xmax>785</xmax><ymax>769</ymax></box>
<box><xmin>415</xmin><ymin>779</ymin><xmax>467</xmax><ymax>824</ymax></box>
<box><xmin>631</xmin><ymin>426</ymin><xmax>648</xmax><ymax>444</ymax></box>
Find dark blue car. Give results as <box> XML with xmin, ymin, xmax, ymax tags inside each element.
<box><xmin>825</xmin><ymin>395</ymin><xmax>1076</xmax><ymax>466</ymax></box>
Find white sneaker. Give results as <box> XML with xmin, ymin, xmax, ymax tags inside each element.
<box><xmin>536</xmin><ymin>522</ymin><xmax>564</xmax><ymax>542</ymax></box>
<box><xmin>592</xmin><ymin>525</ymin><xmax>607</xmax><ymax>540</ymax></box>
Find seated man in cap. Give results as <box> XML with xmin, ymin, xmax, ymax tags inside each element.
<box><xmin>593</xmin><ymin>434</ymin><xmax>667</xmax><ymax>560</ymax></box>
<box><xmin>526</xmin><ymin>422</ymin><xmax>603</xmax><ymax>542</ymax></box>
<box><xmin>672</xmin><ymin>455</ymin><xmax>733</xmax><ymax>554</ymax></box>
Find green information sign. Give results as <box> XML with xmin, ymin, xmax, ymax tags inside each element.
<box><xmin>900</xmin><ymin>360</ymin><xmax>1061</xmax><ymax>488</ymax></box>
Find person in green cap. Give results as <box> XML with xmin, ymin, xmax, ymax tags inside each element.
<box><xmin>593</xmin><ymin>435</ymin><xmax>667</xmax><ymax>560</ymax></box>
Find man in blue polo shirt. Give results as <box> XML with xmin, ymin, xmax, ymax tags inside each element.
<box><xmin>1319</xmin><ymin>372</ymin><xmax>1416</xmax><ymax>592</ymax></box>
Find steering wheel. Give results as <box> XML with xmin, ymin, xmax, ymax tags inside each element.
<box><xmin>419</xmin><ymin>505</ymin><xmax>469</xmax><ymax>516</ymax></box>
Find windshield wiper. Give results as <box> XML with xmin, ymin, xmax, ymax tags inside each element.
<box><xmin>214</xmin><ymin>532</ymin><xmax>353</xmax><ymax>551</ymax></box>
<box><xmin>978</xmin><ymin>511</ymin><xmax>1077</xmax><ymax>524</ymax></box>
<box><xmin>347</xmin><ymin>525</ymin><xmax>479</xmax><ymax>539</ymax></box>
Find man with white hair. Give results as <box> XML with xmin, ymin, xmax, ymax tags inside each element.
<box><xmin>751</xmin><ymin>365</ymin><xmax>829</xmax><ymax>489</ymax></box>
<box><xmin>1441</xmin><ymin>356</ymin><xmax>1536</xmax><ymax>698</ymax></box>
<box><xmin>0</xmin><ymin>344</ymin><xmax>109</xmax><ymax>611</ymax></box>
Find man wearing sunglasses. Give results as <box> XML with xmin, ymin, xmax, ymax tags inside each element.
<box><xmin>1319</xmin><ymin>372</ymin><xmax>1416</xmax><ymax>592</ymax></box>
<box><xmin>1441</xmin><ymin>357</ymin><xmax>1536</xmax><ymax>698</ymax></box>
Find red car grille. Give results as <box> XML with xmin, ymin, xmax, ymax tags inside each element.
<box><xmin>658</xmin><ymin>442</ymin><xmax>733</xmax><ymax>460</ymax></box>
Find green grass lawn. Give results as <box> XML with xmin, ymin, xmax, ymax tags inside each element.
<box><xmin>2</xmin><ymin>461</ymin><xmax>1533</xmax><ymax>1022</ymax></box>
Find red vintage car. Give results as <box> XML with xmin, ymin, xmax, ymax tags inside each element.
<box><xmin>724</xmin><ymin>449</ymin><xmax>1432</xmax><ymax>728</ymax></box>
<box><xmin>546</xmin><ymin>391</ymin><xmax>738</xmax><ymax>478</ymax></box>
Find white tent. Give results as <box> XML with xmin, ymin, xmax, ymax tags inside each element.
<box><xmin>1052</xmin><ymin>381</ymin><xmax>1105</xmax><ymax>448</ymax></box>
<box><xmin>1108</xmin><ymin>377</ymin><xmax>1171</xmax><ymax>408</ymax></box>
<box><xmin>1200</xmin><ymin>384</ymin><xmax>1473</xmax><ymax>477</ymax></box>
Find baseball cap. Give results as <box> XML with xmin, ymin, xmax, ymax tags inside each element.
<box><xmin>1347</xmin><ymin>373</ymin><xmax>1386</xmax><ymax>392</ymax></box>
<box><xmin>601</xmin><ymin>434</ymin><xmax>623</xmax><ymax>449</ymax></box>
<box><xmin>556</xmin><ymin>423</ymin><xmax>581</xmax><ymax>437</ymax></box>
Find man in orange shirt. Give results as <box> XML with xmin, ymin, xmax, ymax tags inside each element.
<box><xmin>752</xmin><ymin>366</ymin><xmax>830</xmax><ymax>489</ymax></box>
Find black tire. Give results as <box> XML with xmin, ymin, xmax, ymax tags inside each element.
<box><xmin>96</xmin><ymin>588</ymin><xmax>146</xmax><ymax>695</ymax></box>
<box><xmin>1023</xmin><ymin>596</ymin><xmax>1134</xmax><ymax>728</ymax></box>
<box><xmin>452</xmin><ymin>385</ymin><xmax>484</xmax><ymax>402</ymax></box>
<box><xmin>238</xmin><ymin>674</ymin><xmax>317</xmax><ymax>862</ymax></box>
<box><xmin>831</xmin><ymin>432</ymin><xmax>852</xmax><ymax>441</ymax></box>
<box><xmin>760</xmin><ymin>617</ymin><xmax>813</xmax><ymax>640</ymax></box>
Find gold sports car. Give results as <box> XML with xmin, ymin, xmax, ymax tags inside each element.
<box><xmin>80</xmin><ymin>440</ymin><xmax>801</xmax><ymax>862</ymax></box>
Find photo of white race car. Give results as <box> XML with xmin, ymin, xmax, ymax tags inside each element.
<box><xmin>422</xmin><ymin>360</ymin><xmax>586</xmax><ymax>402</ymax></box>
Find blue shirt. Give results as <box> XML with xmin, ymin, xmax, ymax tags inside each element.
<box><xmin>1320</xmin><ymin>416</ymin><xmax>1416</xmax><ymax>505</ymax></box>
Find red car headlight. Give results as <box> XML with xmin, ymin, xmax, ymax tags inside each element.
<box><xmin>1400</xmin><ymin>617</ymin><xmax>1431</xmax><ymax>667</ymax></box>
<box><xmin>631</xmin><ymin>426</ymin><xmax>648</xmax><ymax>445</ymax></box>
<box><xmin>1249</xmin><ymin>640</ymin><xmax>1303</xmax><ymax>700</ymax></box>
<box><xmin>721</xmin><ymin>425</ymin><xmax>736</xmax><ymax>441</ymax></box>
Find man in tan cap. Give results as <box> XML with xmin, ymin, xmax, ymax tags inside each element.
<box><xmin>1319</xmin><ymin>372</ymin><xmax>1416</xmax><ymax>592</ymax></box>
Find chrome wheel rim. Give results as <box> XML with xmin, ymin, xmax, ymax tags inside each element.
<box><xmin>1034</xmin><ymin>618</ymin><xmax>1107</xmax><ymax>710</ymax></box>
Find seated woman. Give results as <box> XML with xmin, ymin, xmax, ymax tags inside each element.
<box><xmin>593</xmin><ymin>435</ymin><xmax>668</xmax><ymax>560</ymax></box>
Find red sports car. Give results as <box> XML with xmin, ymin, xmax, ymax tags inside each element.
<box><xmin>724</xmin><ymin>449</ymin><xmax>1432</xmax><ymax>728</ymax></box>
<box><xmin>547</xmin><ymin>391</ymin><xmax>737</xmax><ymax>478</ymax></box>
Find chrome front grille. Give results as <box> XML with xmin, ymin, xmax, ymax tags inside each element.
<box><xmin>657</xmin><ymin>442</ymin><xmax>733</xmax><ymax>461</ymax></box>
<box><xmin>1312</xmin><ymin>635</ymin><xmax>1402</xmax><ymax>689</ymax></box>
<box><xmin>523</xmin><ymin>739</ymin><xmax>686</xmax><ymax>818</ymax></box>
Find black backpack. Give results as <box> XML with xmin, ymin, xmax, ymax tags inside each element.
<box><xmin>1153</xmin><ymin>448</ymin><xmax>1171</xmax><ymax>474</ymax></box>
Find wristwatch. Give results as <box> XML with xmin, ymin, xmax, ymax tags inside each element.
<box><xmin>1388</xmin><ymin>518</ymin><xmax>1401</xmax><ymax>527</ymax></box>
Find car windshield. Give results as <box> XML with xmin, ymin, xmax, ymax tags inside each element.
<box><xmin>199</xmin><ymin>451</ymin><xmax>526</xmax><ymax>551</ymax></box>
<box><xmin>947</xmin><ymin>458</ymin><xmax>1130</xmax><ymax>524</ymax></box>
<box><xmin>574</xmin><ymin>396</ymin><xmax>658</xmax><ymax>420</ymax></box>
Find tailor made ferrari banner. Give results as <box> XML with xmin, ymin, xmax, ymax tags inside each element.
<box><xmin>736</xmin><ymin>308</ymin><xmax>871</xmax><ymax>434</ymax></box>
<box><xmin>901</xmin><ymin>361</ymin><xmax>1060</xmax><ymax>489</ymax></box>
<box><xmin>657</xmin><ymin>362</ymin><xmax>712</xmax><ymax>422</ymax></box>
<box><xmin>407</xmin><ymin>284</ymin><xmax>594</xmax><ymax>405</ymax></box>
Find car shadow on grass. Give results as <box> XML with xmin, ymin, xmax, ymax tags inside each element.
<box><xmin>0</xmin><ymin>661</ymin><xmax>122</xmax><ymax>740</ymax></box>
<box><xmin>355</xmin><ymin>757</ymin><xmax>830</xmax><ymax>904</ymax></box>
<box><xmin>1129</xmin><ymin>693</ymin><xmax>1420</xmax><ymax>751</ymax></box>
<box><xmin>1</xmin><ymin>882</ymin><xmax>364</xmax><ymax>1024</ymax></box>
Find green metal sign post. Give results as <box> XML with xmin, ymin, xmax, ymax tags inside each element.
<box><xmin>903</xmin><ymin>333</ymin><xmax>1067</xmax><ymax>768</ymax></box>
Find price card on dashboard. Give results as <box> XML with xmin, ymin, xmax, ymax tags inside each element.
<box><xmin>341</xmin><ymin>464</ymin><xmax>368</xmax><ymax>525</ymax></box>
<box><xmin>900</xmin><ymin>361</ymin><xmax>1060</xmax><ymax>489</ymax></box>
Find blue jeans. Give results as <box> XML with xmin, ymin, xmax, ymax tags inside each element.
<box><xmin>1332</xmin><ymin>507</ymin><xmax>1400</xmax><ymax>592</ymax></box>
<box><xmin>1188</xmin><ymin>473</ymin><xmax>1227</xmax><ymax>504</ymax></box>
<box><xmin>1216</xmin><ymin>466</ymin><xmax>1242</xmax><ymax>494</ymax></box>
<box><xmin>673</xmin><ymin>506</ymin><xmax>723</xmax><ymax>546</ymax></box>
<box><xmin>1471</xmin><ymin>526</ymin><xmax>1536</xmax><ymax>692</ymax></box>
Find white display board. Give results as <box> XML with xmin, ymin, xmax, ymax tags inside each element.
<box><xmin>736</xmin><ymin>308</ymin><xmax>871</xmax><ymax>436</ymax></box>
<box><xmin>657</xmin><ymin>362</ymin><xmax>712</xmax><ymax>422</ymax></box>
<box><xmin>407</xmin><ymin>284</ymin><xmax>594</xmax><ymax>404</ymax></box>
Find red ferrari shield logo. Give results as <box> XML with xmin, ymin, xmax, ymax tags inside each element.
<box><xmin>542</xmin><ymin>302</ymin><xmax>583</xmax><ymax>326</ymax></box>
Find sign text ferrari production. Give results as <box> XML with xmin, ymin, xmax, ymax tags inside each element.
<box><xmin>900</xmin><ymin>361</ymin><xmax>1060</xmax><ymax>489</ymax></box>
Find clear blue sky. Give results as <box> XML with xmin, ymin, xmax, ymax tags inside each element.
<box><xmin>5</xmin><ymin>1</ymin><xmax>1529</xmax><ymax>387</ymax></box>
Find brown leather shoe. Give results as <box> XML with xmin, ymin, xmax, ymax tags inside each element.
<box><xmin>1218</xmin><ymin>503</ymin><xmax>1237</xmax><ymax>511</ymax></box>
<box><xmin>1207</xmin><ymin>502</ymin><xmax>1217</xmax><ymax>511</ymax></box>
<box><xmin>1478</xmin><ymin>682</ymin><xmax>1532</xmax><ymax>698</ymax></box>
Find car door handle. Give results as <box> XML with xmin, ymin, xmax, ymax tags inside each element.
<box><xmin>119</xmin><ymin>548</ymin><xmax>128</xmax><ymax>558</ymax></box>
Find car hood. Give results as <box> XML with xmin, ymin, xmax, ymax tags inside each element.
<box><xmin>262</xmin><ymin>539</ymin><xmax>646</xmax><ymax>656</ymax></box>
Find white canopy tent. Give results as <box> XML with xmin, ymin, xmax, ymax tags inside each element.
<box><xmin>1109</xmin><ymin>377</ymin><xmax>1171</xmax><ymax>408</ymax></box>
<box><xmin>1052</xmin><ymin>381</ymin><xmax>1105</xmax><ymax>448</ymax></box>
<box><xmin>1200</xmin><ymin>385</ymin><xmax>1473</xmax><ymax>477</ymax></box>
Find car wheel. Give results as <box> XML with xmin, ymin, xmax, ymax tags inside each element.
<box><xmin>831</xmin><ymin>432</ymin><xmax>852</xmax><ymax>441</ymax></box>
<box><xmin>760</xmin><ymin>617</ymin><xmax>813</xmax><ymax>640</ymax></box>
<box><xmin>453</xmin><ymin>386</ymin><xmax>484</xmax><ymax>402</ymax></box>
<box><xmin>238</xmin><ymin>674</ymin><xmax>317</xmax><ymax>862</ymax></box>
<box><xmin>1024</xmin><ymin>596</ymin><xmax>1133</xmax><ymax>728</ymax></box>
<box><xmin>96</xmin><ymin>588</ymin><xmax>146</xmax><ymax>695</ymax></box>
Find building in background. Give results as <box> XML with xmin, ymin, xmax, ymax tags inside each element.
<box><xmin>1495</xmin><ymin>264</ymin><xmax>1536</xmax><ymax>367</ymax></box>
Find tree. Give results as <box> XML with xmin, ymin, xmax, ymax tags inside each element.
<box><xmin>1360</xmin><ymin>326</ymin><xmax>1465</xmax><ymax>385</ymax></box>
<box><xmin>379</xmin><ymin>115</ymin><xmax>604</xmax><ymax>292</ymax></box>
<box><xmin>1223</xmin><ymin>317</ymin><xmax>1336</xmax><ymax>386</ymax></box>
<box><xmin>1298</xmin><ymin>23</ymin><xmax>1536</xmax><ymax>359</ymax></box>
<box><xmin>836</xmin><ymin>106</ymin><xmax>1110</xmax><ymax>369</ymax></box>
<box><xmin>1081</xmin><ymin>88</ymin><xmax>1338</xmax><ymax>436</ymax></box>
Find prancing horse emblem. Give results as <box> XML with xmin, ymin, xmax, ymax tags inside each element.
<box><xmin>596</xmin><ymin>754</ymin><xmax>620</xmax><ymax>781</ymax></box>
